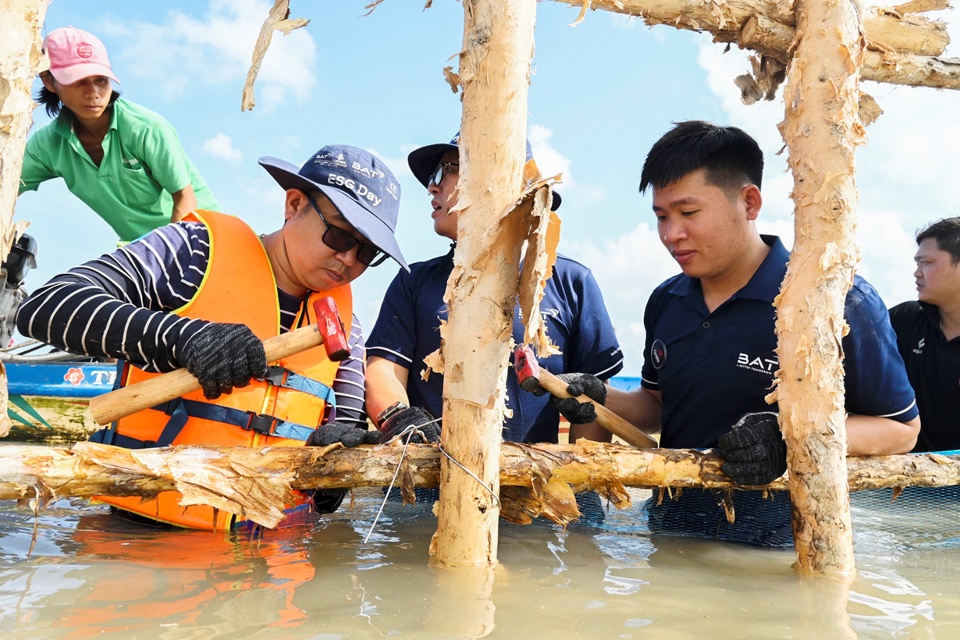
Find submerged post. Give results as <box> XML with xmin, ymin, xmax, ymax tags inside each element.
<box><xmin>0</xmin><ymin>0</ymin><xmax>49</xmax><ymax>438</ymax></box>
<box><xmin>431</xmin><ymin>0</ymin><xmax>537</xmax><ymax>567</ymax></box>
<box><xmin>776</xmin><ymin>0</ymin><xmax>864</xmax><ymax>576</ymax></box>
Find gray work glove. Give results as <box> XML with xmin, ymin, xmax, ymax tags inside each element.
<box><xmin>306</xmin><ymin>421</ymin><xmax>382</xmax><ymax>447</ymax></box>
<box><xmin>305</xmin><ymin>422</ymin><xmax>379</xmax><ymax>515</ymax></box>
<box><xmin>717</xmin><ymin>412</ymin><xmax>787</xmax><ymax>485</ymax></box>
<box><xmin>530</xmin><ymin>373</ymin><xmax>607</xmax><ymax>424</ymax></box>
<box><xmin>177</xmin><ymin>322</ymin><xmax>267</xmax><ymax>400</ymax></box>
<box><xmin>379</xmin><ymin>405</ymin><xmax>440</xmax><ymax>444</ymax></box>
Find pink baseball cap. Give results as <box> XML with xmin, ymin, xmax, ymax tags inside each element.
<box><xmin>43</xmin><ymin>27</ymin><xmax>120</xmax><ymax>85</ymax></box>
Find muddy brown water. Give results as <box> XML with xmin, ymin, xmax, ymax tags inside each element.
<box><xmin>3</xmin><ymin>483</ymin><xmax>960</xmax><ymax>639</ymax></box>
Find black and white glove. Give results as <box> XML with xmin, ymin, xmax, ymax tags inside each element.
<box><xmin>378</xmin><ymin>403</ymin><xmax>440</xmax><ymax>444</ymax></box>
<box><xmin>176</xmin><ymin>322</ymin><xmax>267</xmax><ymax>400</ymax></box>
<box><xmin>530</xmin><ymin>373</ymin><xmax>607</xmax><ymax>424</ymax></box>
<box><xmin>717</xmin><ymin>412</ymin><xmax>787</xmax><ymax>485</ymax></box>
<box><xmin>306</xmin><ymin>421</ymin><xmax>381</xmax><ymax>447</ymax></box>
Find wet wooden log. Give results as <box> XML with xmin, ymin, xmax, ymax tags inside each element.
<box><xmin>3</xmin><ymin>441</ymin><xmax>960</xmax><ymax>529</ymax></box>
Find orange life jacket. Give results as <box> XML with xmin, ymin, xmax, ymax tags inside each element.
<box><xmin>90</xmin><ymin>210</ymin><xmax>353</xmax><ymax>531</ymax></box>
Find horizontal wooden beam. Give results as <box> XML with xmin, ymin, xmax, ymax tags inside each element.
<box><xmin>3</xmin><ymin>441</ymin><xmax>958</xmax><ymax>528</ymax></box>
<box><xmin>555</xmin><ymin>0</ymin><xmax>960</xmax><ymax>90</ymax></box>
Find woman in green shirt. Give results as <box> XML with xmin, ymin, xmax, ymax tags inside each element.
<box><xmin>18</xmin><ymin>27</ymin><xmax>220</xmax><ymax>242</ymax></box>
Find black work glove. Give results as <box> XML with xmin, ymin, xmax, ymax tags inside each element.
<box><xmin>530</xmin><ymin>373</ymin><xmax>607</xmax><ymax>425</ymax></box>
<box><xmin>306</xmin><ymin>421</ymin><xmax>382</xmax><ymax>447</ymax></box>
<box><xmin>379</xmin><ymin>405</ymin><xmax>440</xmax><ymax>444</ymax></box>
<box><xmin>717</xmin><ymin>412</ymin><xmax>787</xmax><ymax>486</ymax></box>
<box><xmin>177</xmin><ymin>322</ymin><xmax>268</xmax><ymax>399</ymax></box>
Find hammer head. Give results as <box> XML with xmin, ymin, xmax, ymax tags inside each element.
<box><xmin>313</xmin><ymin>296</ymin><xmax>350</xmax><ymax>361</ymax></box>
<box><xmin>513</xmin><ymin>344</ymin><xmax>543</xmax><ymax>392</ymax></box>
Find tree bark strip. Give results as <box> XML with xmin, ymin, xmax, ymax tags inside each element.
<box><xmin>776</xmin><ymin>0</ymin><xmax>864</xmax><ymax>578</ymax></box>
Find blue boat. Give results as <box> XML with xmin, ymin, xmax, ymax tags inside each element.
<box><xmin>5</xmin><ymin>361</ymin><xmax>117</xmax><ymax>399</ymax></box>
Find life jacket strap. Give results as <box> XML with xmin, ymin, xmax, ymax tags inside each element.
<box><xmin>155</xmin><ymin>398</ymin><xmax>316</xmax><ymax>442</ymax></box>
<box><xmin>90</xmin><ymin>399</ymin><xmax>316</xmax><ymax>450</ymax></box>
<box><xmin>262</xmin><ymin>366</ymin><xmax>337</xmax><ymax>408</ymax></box>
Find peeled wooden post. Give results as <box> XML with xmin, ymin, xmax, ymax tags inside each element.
<box><xmin>0</xmin><ymin>0</ymin><xmax>49</xmax><ymax>438</ymax></box>
<box><xmin>776</xmin><ymin>0</ymin><xmax>865</xmax><ymax>577</ymax></box>
<box><xmin>431</xmin><ymin>0</ymin><xmax>537</xmax><ymax>567</ymax></box>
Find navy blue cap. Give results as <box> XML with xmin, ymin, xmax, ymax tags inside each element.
<box><xmin>407</xmin><ymin>133</ymin><xmax>562</xmax><ymax>211</ymax></box>
<box><xmin>260</xmin><ymin>145</ymin><xmax>408</xmax><ymax>271</ymax></box>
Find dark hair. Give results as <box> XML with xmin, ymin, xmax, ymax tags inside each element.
<box><xmin>35</xmin><ymin>78</ymin><xmax>120</xmax><ymax>118</ymax></box>
<box><xmin>917</xmin><ymin>216</ymin><xmax>960</xmax><ymax>265</ymax></box>
<box><xmin>639</xmin><ymin>120</ymin><xmax>764</xmax><ymax>196</ymax></box>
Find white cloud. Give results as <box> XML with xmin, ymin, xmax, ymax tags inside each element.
<box><xmin>529</xmin><ymin>123</ymin><xmax>607</xmax><ymax>203</ymax></box>
<box><xmin>609</xmin><ymin>14</ymin><xmax>642</xmax><ymax>31</ymax></box>
<box><xmin>563</xmin><ymin>222</ymin><xmax>681</xmax><ymax>372</ymax></box>
<box><xmin>202</xmin><ymin>133</ymin><xmax>243</xmax><ymax>162</ymax></box>
<box><xmin>101</xmin><ymin>0</ymin><xmax>316</xmax><ymax>111</ymax></box>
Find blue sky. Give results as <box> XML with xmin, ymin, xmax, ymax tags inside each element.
<box><xmin>15</xmin><ymin>0</ymin><xmax>960</xmax><ymax>375</ymax></box>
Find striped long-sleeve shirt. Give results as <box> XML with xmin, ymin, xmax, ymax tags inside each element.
<box><xmin>15</xmin><ymin>221</ymin><xmax>367</xmax><ymax>427</ymax></box>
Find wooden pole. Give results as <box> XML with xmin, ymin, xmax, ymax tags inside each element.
<box><xmin>776</xmin><ymin>0</ymin><xmax>865</xmax><ymax>577</ymax></box>
<box><xmin>0</xmin><ymin>0</ymin><xmax>50</xmax><ymax>439</ymax></box>
<box><xmin>431</xmin><ymin>0</ymin><xmax>537</xmax><ymax>567</ymax></box>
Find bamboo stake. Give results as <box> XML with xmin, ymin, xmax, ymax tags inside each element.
<box><xmin>4</xmin><ymin>441</ymin><xmax>960</xmax><ymax>529</ymax></box>
<box><xmin>776</xmin><ymin>0</ymin><xmax>865</xmax><ymax>578</ymax></box>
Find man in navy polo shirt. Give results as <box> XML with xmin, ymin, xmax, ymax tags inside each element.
<box><xmin>365</xmin><ymin>133</ymin><xmax>623</xmax><ymax>447</ymax></box>
<box><xmin>889</xmin><ymin>216</ymin><xmax>960</xmax><ymax>452</ymax></box>
<box><xmin>535</xmin><ymin>121</ymin><xmax>920</xmax><ymax>545</ymax></box>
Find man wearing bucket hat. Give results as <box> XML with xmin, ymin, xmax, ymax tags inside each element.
<box><xmin>17</xmin><ymin>145</ymin><xmax>407</xmax><ymax>528</ymax></box>
<box><xmin>365</xmin><ymin>132</ymin><xmax>622</xmax><ymax>449</ymax></box>
<box><xmin>18</xmin><ymin>26</ymin><xmax>220</xmax><ymax>242</ymax></box>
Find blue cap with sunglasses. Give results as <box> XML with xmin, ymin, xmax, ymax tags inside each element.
<box><xmin>407</xmin><ymin>132</ymin><xmax>562</xmax><ymax>211</ymax></box>
<box><xmin>259</xmin><ymin>145</ymin><xmax>408</xmax><ymax>271</ymax></box>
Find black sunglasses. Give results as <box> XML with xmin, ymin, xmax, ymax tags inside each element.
<box><xmin>306</xmin><ymin>195</ymin><xmax>388</xmax><ymax>267</ymax></box>
<box><xmin>429</xmin><ymin>161</ymin><xmax>460</xmax><ymax>187</ymax></box>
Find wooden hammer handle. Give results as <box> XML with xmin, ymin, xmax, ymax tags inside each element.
<box><xmin>89</xmin><ymin>323</ymin><xmax>326</xmax><ymax>426</ymax></box>
<box><xmin>535</xmin><ymin>369</ymin><xmax>658</xmax><ymax>449</ymax></box>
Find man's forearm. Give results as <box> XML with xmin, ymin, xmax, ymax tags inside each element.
<box><xmin>845</xmin><ymin>414</ymin><xmax>920</xmax><ymax>455</ymax></box>
<box><xmin>365</xmin><ymin>357</ymin><xmax>411</xmax><ymax>425</ymax></box>
<box><xmin>170</xmin><ymin>185</ymin><xmax>197</xmax><ymax>223</ymax></box>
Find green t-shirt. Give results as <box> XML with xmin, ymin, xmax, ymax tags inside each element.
<box><xmin>19</xmin><ymin>97</ymin><xmax>220</xmax><ymax>242</ymax></box>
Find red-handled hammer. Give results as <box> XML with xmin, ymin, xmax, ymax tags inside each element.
<box><xmin>514</xmin><ymin>344</ymin><xmax>658</xmax><ymax>448</ymax></box>
<box><xmin>89</xmin><ymin>296</ymin><xmax>349</xmax><ymax>426</ymax></box>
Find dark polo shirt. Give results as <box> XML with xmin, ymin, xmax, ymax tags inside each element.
<box><xmin>890</xmin><ymin>300</ymin><xmax>960</xmax><ymax>452</ymax></box>
<box><xmin>641</xmin><ymin>235</ymin><xmax>918</xmax><ymax>449</ymax></box>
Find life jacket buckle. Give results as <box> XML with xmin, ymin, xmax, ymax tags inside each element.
<box><xmin>245</xmin><ymin>412</ymin><xmax>278</xmax><ymax>435</ymax></box>
<box><xmin>262</xmin><ymin>365</ymin><xmax>288</xmax><ymax>386</ymax></box>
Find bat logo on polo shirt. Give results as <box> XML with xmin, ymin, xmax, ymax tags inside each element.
<box><xmin>651</xmin><ymin>339</ymin><xmax>667</xmax><ymax>370</ymax></box>
<box><xmin>737</xmin><ymin>352</ymin><xmax>778</xmax><ymax>375</ymax></box>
